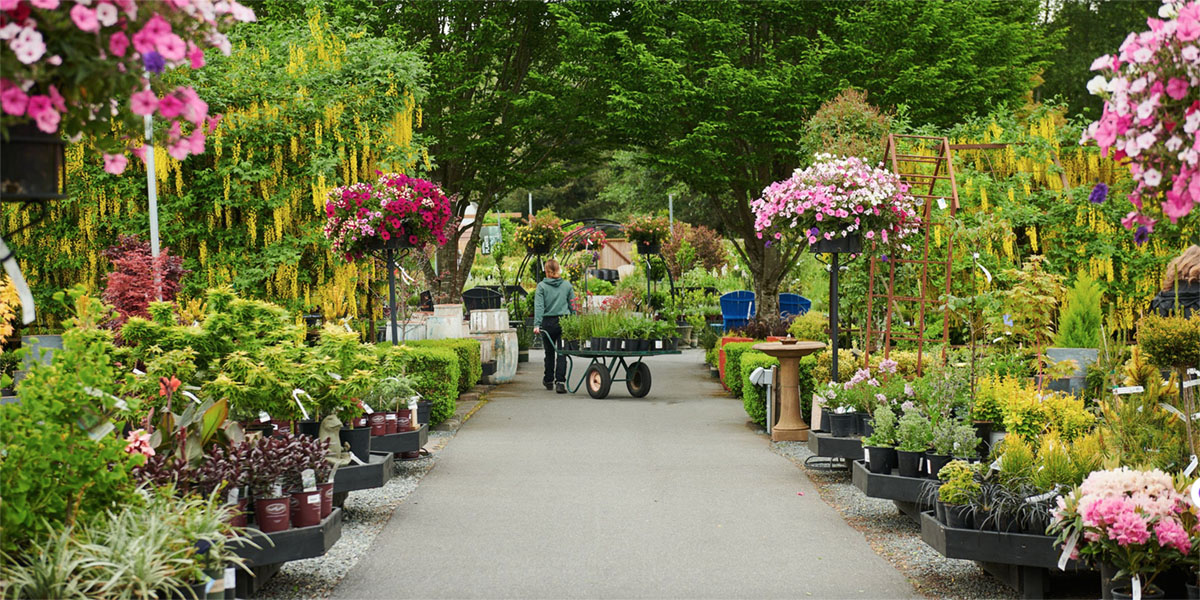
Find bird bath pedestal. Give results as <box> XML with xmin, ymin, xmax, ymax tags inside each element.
<box><xmin>753</xmin><ymin>339</ymin><xmax>826</xmax><ymax>442</ymax></box>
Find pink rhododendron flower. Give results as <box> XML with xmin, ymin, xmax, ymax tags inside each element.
<box><xmin>129</xmin><ymin>89</ymin><xmax>158</xmax><ymax>116</ymax></box>
<box><xmin>103</xmin><ymin>153</ymin><xmax>128</xmax><ymax>175</ymax></box>
<box><xmin>69</xmin><ymin>4</ymin><xmax>100</xmax><ymax>33</ymax></box>
<box><xmin>1108</xmin><ymin>510</ymin><xmax>1150</xmax><ymax>546</ymax></box>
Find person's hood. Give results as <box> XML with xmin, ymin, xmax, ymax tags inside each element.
<box><xmin>543</xmin><ymin>277</ymin><xmax>565</xmax><ymax>287</ymax></box>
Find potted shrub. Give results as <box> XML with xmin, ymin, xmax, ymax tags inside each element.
<box><xmin>1046</xmin><ymin>273</ymin><xmax>1103</xmax><ymax>394</ymax></box>
<box><xmin>862</xmin><ymin>406</ymin><xmax>898</xmax><ymax>475</ymax></box>
<box><xmin>560</xmin><ymin>315</ymin><xmax>582</xmax><ymax>351</ymax></box>
<box><xmin>1049</xmin><ymin>467</ymin><xmax>1193</xmax><ymax>600</ymax></box>
<box><xmin>515</xmin><ymin>210</ymin><xmax>563</xmax><ymax>256</ymax></box>
<box><xmin>951</xmin><ymin>420</ymin><xmax>980</xmax><ymax>462</ymax></box>
<box><xmin>247</xmin><ymin>437</ymin><xmax>290</xmax><ymax>533</ymax></box>
<box><xmin>828</xmin><ymin>405</ymin><xmax>857</xmax><ymax>438</ymax></box>
<box><xmin>937</xmin><ymin>460</ymin><xmax>979</xmax><ymax>529</ymax></box>
<box><xmin>927</xmin><ymin>419</ymin><xmax>955</xmax><ymax>480</ymax></box>
<box><xmin>1137</xmin><ymin>313</ymin><xmax>1200</xmax><ymax>462</ymax></box>
<box><xmin>622</xmin><ymin>215</ymin><xmax>671</xmax><ymax>255</ymax></box>
<box><xmin>895</xmin><ymin>408</ymin><xmax>931</xmax><ymax>478</ymax></box>
<box><xmin>751</xmin><ymin>154</ymin><xmax>921</xmax><ymax>256</ymax></box>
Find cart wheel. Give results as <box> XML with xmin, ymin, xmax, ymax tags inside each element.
<box><xmin>584</xmin><ymin>363</ymin><xmax>612</xmax><ymax>399</ymax></box>
<box><xmin>626</xmin><ymin>362</ymin><xmax>652</xmax><ymax>398</ymax></box>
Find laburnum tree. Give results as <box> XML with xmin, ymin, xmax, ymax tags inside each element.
<box><xmin>102</xmin><ymin>236</ymin><xmax>187</xmax><ymax>327</ymax></box>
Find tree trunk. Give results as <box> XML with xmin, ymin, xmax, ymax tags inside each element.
<box><xmin>740</xmin><ymin>231</ymin><xmax>787</xmax><ymax>320</ymax></box>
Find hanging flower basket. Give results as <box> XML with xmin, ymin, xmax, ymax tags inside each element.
<box><xmin>0</xmin><ymin>123</ymin><xmax>65</xmax><ymax>201</ymax></box>
<box><xmin>636</xmin><ymin>239</ymin><xmax>662</xmax><ymax>255</ymax></box>
<box><xmin>323</xmin><ymin>173</ymin><xmax>454</xmax><ymax>261</ymax></box>
<box><xmin>622</xmin><ymin>215</ymin><xmax>670</xmax><ymax>252</ymax></box>
<box><xmin>810</xmin><ymin>234</ymin><xmax>861</xmax><ymax>255</ymax></box>
<box><xmin>515</xmin><ymin>211</ymin><xmax>563</xmax><ymax>255</ymax></box>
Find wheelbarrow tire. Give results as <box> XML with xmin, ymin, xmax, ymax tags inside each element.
<box><xmin>584</xmin><ymin>363</ymin><xmax>612</xmax><ymax>399</ymax></box>
<box><xmin>626</xmin><ymin>362</ymin><xmax>652</xmax><ymax>398</ymax></box>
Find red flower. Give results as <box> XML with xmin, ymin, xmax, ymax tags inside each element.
<box><xmin>159</xmin><ymin>376</ymin><xmax>181</xmax><ymax>397</ymax></box>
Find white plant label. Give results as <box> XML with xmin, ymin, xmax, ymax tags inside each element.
<box><xmin>86</xmin><ymin>420</ymin><xmax>114</xmax><ymax>441</ymax></box>
<box><xmin>327</xmin><ymin>372</ymin><xmax>343</xmax><ymax>381</ymax></box>
<box><xmin>1113</xmin><ymin>385</ymin><xmax>1144</xmax><ymax>395</ymax></box>
<box><xmin>937</xmin><ymin>197</ymin><xmax>948</xmax><ymax>210</ymax></box>
<box><xmin>1024</xmin><ymin>490</ymin><xmax>1057</xmax><ymax>504</ymax></box>
<box><xmin>291</xmin><ymin>389</ymin><xmax>312</xmax><ymax>421</ymax></box>
<box><xmin>1057</xmin><ymin>529</ymin><xmax>1078</xmax><ymax>571</ymax></box>
<box><xmin>272</xmin><ymin>483</ymin><xmax>283</xmax><ymax>497</ymax></box>
<box><xmin>224</xmin><ymin>568</ymin><xmax>235</xmax><ymax>593</ymax></box>
<box><xmin>989</xmin><ymin>458</ymin><xmax>1002</xmax><ymax>471</ymax></box>
<box><xmin>349</xmin><ymin>453</ymin><xmax>366</xmax><ymax>466</ymax></box>
<box><xmin>343</xmin><ymin>322</ymin><xmax>353</xmax><ymax>333</ymax></box>
<box><xmin>1183</xmin><ymin>378</ymin><xmax>1200</xmax><ymax>389</ymax></box>
<box><xmin>360</xmin><ymin>400</ymin><xmax>374</xmax><ymax>415</ymax></box>
<box><xmin>132</xmin><ymin>368</ymin><xmax>146</xmax><ymax>375</ymax></box>
<box><xmin>301</xmin><ymin>468</ymin><xmax>316</xmax><ymax>492</ymax></box>
<box><xmin>1190</xmin><ymin>368</ymin><xmax>1200</xmax><ymax>377</ymax></box>
<box><xmin>227</xmin><ymin>486</ymin><xmax>239</xmax><ymax>505</ymax></box>
<box><xmin>1132</xmin><ymin>575</ymin><xmax>1141</xmax><ymax>600</ymax></box>
<box><xmin>863</xmin><ymin>448</ymin><xmax>870</xmax><ymax>462</ymax></box>
<box><xmin>181</xmin><ymin>390</ymin><xmax>202</xmax><ymax>404</ymax></box>
<box><xmin>307</xmin><ymin>493</ymin><xmax>321</xmax><ymax>504</ymax></box>
<box><xmin>259</xmin><ymin>411</ymin><xmax>271</xmax><ymax>423</ymax></box>
<box><xmin>386</xmin><ymin>413</ymin><xmax>397</xmax><ymax>421</ymax></box>
<box><xmin>1185</xmin><ymin>455</ymin><xmax>1198</xmax><ymax>478</ymax></box>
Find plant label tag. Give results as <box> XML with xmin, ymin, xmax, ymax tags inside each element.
<box><xmin>84</xmin><ymin>419</ymin><xmax>115</xmax><ymax>441</ymax></box>
<box><xmin>192</xmin><ymin>320</ymin><xmax>201</xmax><ymax>327</ymax></box>
<box><xmin>1184</xmin><ymin>378</ymin><xmax>1200</xmax><ymax>389</ymax></box>
<box><xmin>863</xmin><ymin>448</ymin><xmax>869</xmax><ymax>462</ymax></box>
<box><xmin>937</xmin><ymin>197</ymin><xmax>948</xmax><ymax>210</ymax></box>
<box><xmin>1190</xmin><ymin>368</ymin><xmax>1200</xmax><ymax>377</ymax></box>
<box><xmin>1132</xmin><ymin>575</ymin><xmax>1141</xmax><ymax>600</ymax></box>
<box><xmin>291</xmin><ymin>389</ymin><xmax>311</xmax><ymax>421</ymax></box>
<box><xmin>989</xmin><ymin>458</ymin><xmax>1002</xmax><ymax>471</ymax></box>
<box><xmin>1025</xmin><ymin>490</ymin><xmax>1056</xmax><ymax>504</ymax></box>
<box><xmin>272</xmin><ymin>483</ymin><xmax>283</xmax><ymax>497</ymax></box>
<box><xmin>113</xmin><ymin>398</ymin><xmax>127</xmax><ymax>411</ymax></box>
<box><xmin>328</xmin><ymin>372</ymin><xmax>343</xmax><ymax>381</ymax></box>
<box><xmin>181</xmin><ymin>390</ymin><xmax>202</xmax><ymax>404</ymax></box>
<box><xmin>259</xmin><ymin>411</ymin><xmax>271</xmax><ymax>423</ymax></box>
<box><xmin>343</xmin><ymin>322</ymin><xmax>354</xmax><ymax>333</ymax></box>
<box><xmin>308</xmin><ymin>493</ymin><xmax>321</xmax><ymax>504</ymax></box>
<box><xmin>132</xmin><ymin>368</ymin><xmax>146</xmax><ymax>375</ymax></box>
<box><xmin>1185</xmin><ymin>455</ymin><xmax>1198</xmax><ymax>477</ymax></box>
<box><xmin>302</xmin><ymin>468</ymin><xmax>316</xmax><ymax>491</ymax></box>
<box><xmin>1057</xmin><ymin>530</ymin><xmax>1078</xmax><ymax>571</ymax></box>
<box><xmin>1113</xmin><ymin>385</ymin><xmax>1144</xmax><ymax>395</ymax></box>
<box><xmin>359</xmin><ymin>400</ymin><xmax>373</xmax><ymax>414</ymax></box>
<box><xmin>227</xmin><ymin>486</ymin><xmax>239</xmax><ymax>505</ymax></box>
<box><xmin>224</xmin><ymin>568</ymin><xmax>235</xmax><ymax>593</ymax></box>
<box><xmin>350</xmin><ymin>453</ymin><xmax>367</xmax><ymax>466</ymax></box>
<box><xmin>386</xmin><ymin>413</ymin><xmax>397</xmax><ymax>421</ymax></box>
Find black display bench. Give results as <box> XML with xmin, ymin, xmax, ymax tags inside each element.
<box><xmin>805</xmin><ymin>430</ymin><xmax>863</xmax><ymax>466</ymax></box>
<box><xmin>232</xmin><ymin>508</ymin><xmax>343</xmax><ymax>596</ymax></box>
<box><xmin>850</xmin><ymin>459</ymin><xmax>935</xmax><ymax>520</ymax></box>
<box><xmin>919</xmin><ymin>510</ymin><xmax>1095</xmax><ymax>599</ymax></box>
<box><xmin>331</xmin><ymin>451</ymin><xmax>393</xmax><ymax>507</ymax></box>
<box><xmin>369</xmin><ymin>424</ymin><xmax>429</xmax><ymax>457</ymax></box>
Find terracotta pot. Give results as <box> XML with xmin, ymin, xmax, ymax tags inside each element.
<box><xmin>290</xmin><ymin>490</ymin><xmax>322</xmax><ymax>527</ymax></box>
<box><xmin>318</xmin><ymin>482</ymin><xmax>333</xmax><ymax>518</ymax></box>
<box><xmin>270</xmin><ymin>419</ymin><xmax>293</xmax><ymax>437</ymax></box>
<box><xmin>369</xmin><ymin>413</ymin><xmax>388</xmax><ymax>436</ymax></box>
<box><xmin>253</xmin><ymin>496</ymin><xmax>290</xmax><ymax>533</ymax></box>
<box><xmin>353</xmin><ymin>416</ymin><xmax>368</xmax><ymax>428</ymax></box>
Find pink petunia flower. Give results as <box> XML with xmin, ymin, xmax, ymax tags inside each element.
<box><xmin>69</xmin><ymin>4</ymin><xmax>99</xmax><ymax>33</ymax></box>
<box><xmin>155</xmin><ymin>33</ymin><xmax>186</xmax><ymax>61</ymax></box>
<box><xmin>0</xmin><ymin>83</ymin><xmax>28</xmax><ymax>116</ymax></box>
<box><xmin>109</xmin><ymin>31</ymin><xmax>129</xmax><ymax>57</ymax></box>
<box><xmin>30</xmin><ymin>0</ymin><xmax>59</xmax><ymax>8</ymax></box>
<box><xmin>157</xmin><ymin>94</ymin><xmax>184</xmax><ymax>118</ymax></box>
<box><xmin>95</xmin><ymin>2</ymin><xmax>118</xmax><ymax>27</ymax></box>
<box><xmin>129</xmin><ymin>89</ymin><xmax>158</xmax><ymax>116</ymax></box>
<box><xmin>103</xmin><ymin>153</ymin><xmax>128</xmax><ymax>175</ymax></box>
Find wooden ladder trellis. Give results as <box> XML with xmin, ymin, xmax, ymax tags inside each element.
<box><xmin>863</xmin><ymin>134</ymin><xmax>960</xmax><ymax>375</ymax></box>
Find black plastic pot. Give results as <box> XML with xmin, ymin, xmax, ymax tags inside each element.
<box><xmin>564</xmin><ymin>340</ymin><xmax>579</xmax><ymax>350</ymax></box>
<box><xmin>896</xmin><ymin>450</ymin><xmax>923</xmax><ymax>478</ymax></box>
<box><xmin>810</xmin><ymin>233</ymin><xmax>862</xmax><ymax>254</ymax></box>
<box><xmin>591</xmin><ymin>337</ymin><xmax>606</xmax><ymax>351</ymax></box>
<box><xmin>925</xmin><ymin>453</ymin><xmax>951</xmax><ymax>479</ymax></box>
<box><xmin>1111</xmin><ymin>585</ymin><xmax>1165</xmax><ymax>600</ymax></box>
<box><xmin>860</xmin><ymin>416</ymin><xmax>874</xmax><ymax>438</ymax></box>
<box><xmin>944</xmin><ymin>503</ymin><xmax>973</xmax><ymax>529</ymax></box>
<box><xmin>865</xmin><ymin>446</ymin><xmax>896</xmax><ymax>475</ymax></box>
<box><xmin>339</xmin><ymin>426</ymin><xmax>371</xmax><ymax>464</ymax></box>
<box><xmin>297</xmin><ymin>420</ymin><xmax>320</xmax><ymax>438</ymax></box>
<box><xmin>1186</xmin><ymin>581</ymin><xmax>1198</xmax><ymax>600</ymax></box>
<box><xmin>1024</xmin><ymin>510</ymin><xmax>1050</xmax><ymax>536</ymax></box>
<box><xmin>935</xmin><ymin>500</ymin><xmax>947</xmax><ymax>524</ymax></box>
<box><xmin>635</xmin><ymin>239</ymin><xmax>662</xmax><ymax>255</ymax></box>
<box><xmin>974</xmin><ymin>508</ymin><xmax>995</xmax><ymax>531</ymax></box>
<box><xmin>1102</xmin><ymin>561</ymin><xmax>1129</xmax><ymax>600</ymax></box>
<box><xmin>818</xmin><ymin>410</ymin><xmax>829</xmax><ymax>432</ymax></box>
<box><xmin>829</xmin><ymin>413</ymin><xmax>856</xmax><ymax>437</ymax></box>
<box><xmin>1</xmin><ymin>123</ymin><xmax>67</xmax><ymax>201</ymax></box>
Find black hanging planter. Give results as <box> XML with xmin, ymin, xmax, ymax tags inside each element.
<box><xmin>810</xmin><ymin>234</ymin><xmax>862</xmax><ymax>255</ymax></box>
<box><xmin>635</xmin><ymin>239</ymin><xmax>661</xmax><ymax>255</ymax></box>
<box><xmin>1</xmin><ymin>123</ymin><xmax>67</xmax><ymax>201</ymax></box>
<box><xmin>366</xmin><ymin>235</ymin><xmax>418</xmax><ymax>251</ymax></box>
<box><xmin>528</xmin><ymin>240</ymin><xmax>553</xmax><ymax>255</ymax></box>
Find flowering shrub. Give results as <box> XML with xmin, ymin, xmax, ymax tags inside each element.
<box><xmin>1083</xmin><ymin>1</ymin><xmax>1200</xmax><ymax>239</ymax></box>
<box><xmin>0</xmin><ymin>0</ymin><xmax>255</xmax><ymax>169</ymax></box>
<box><xmin>1050</xmin><ymin>467</ymin><xmax>1194</xmax><ymax>590</ymax></box>
<box><xmin>514</xmin><ymin>210</ymin><xmax>562</xmax><ymax>254</ymax></box>
<box><xmin>323</xmin><ymin>173</ymin><xmax>454</xmax><ymax>261</ymax></box>
<box><xmin>566</xmin><ymin>226</ymin><xmax>606</xmax><ymax>251</ymax></box>
<box><xmin>752</xmin><ymin>154</ymin><xmax>920</xmax><ymax>252</ymax></box>
<box><xmin>622</xmin><ymin>215</ymin><xmax>670</xmax><ymax>245</ymax></box>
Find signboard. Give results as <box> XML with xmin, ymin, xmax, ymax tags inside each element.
<box><xmin>480</xmin><ymin>225</ymin><xmax>502</xmax><ymax>255</ymax></box>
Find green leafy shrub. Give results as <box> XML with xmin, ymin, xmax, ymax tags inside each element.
<box><xmin>1137</xmin><ymin>313</ymin><xmax>1200</xmax><ymax>371</ymax></box>
<box><xmin>787</xmin><ymin>310</ymin><xmax>828</xmax><ymax>343</ymax></box>
<box><xmin>1053</xmin><ymin>272</ymin><xmax>1103</xmax><ymax>348</ymax></box>
<box><xmin>937</xmin><ymin>460</ymin><xmax>980</xmax><ymax>505</ymax></box>
<box><xmin>862</xmin><ymin>406</ymin><xmax>897</xmax><ymax>448</ymax></box>
<box><xmin>740</xmin><ymin>351</ymin><xmax>779</xmax><ymax>428</ymax></box>
<box><xmin>896</xmin><ymin>408</ymin><xmax>932</xmax><ymax>452</ymax></box>
<box><xmin>722</xmin><ymin>341</ymin><xmax>760</xmax><ymax>398</ymax></box>
<box><xmin>582</xmin><ymin>279</ymin><xmax>615</xmax><ymax>296</ymax></box>
<box><xmin>800</xmin><ymin>88</ymin><xmax>892</xmax><ymax>166</ymax></box>
<box><xmin>407</xmin><ymin>339</ymin><xmax>482</xmax><ymax>393</ymax></box>
<box><xmin>378</xmin><ymin>345</ymin><xmax>460</xmax><ymax>425</ymax></box>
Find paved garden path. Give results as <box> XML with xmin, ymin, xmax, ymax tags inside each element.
<box><xmin>333</xmin><ymin>349</ymin><xmax>918</xmax><ymax>599</ymax></box>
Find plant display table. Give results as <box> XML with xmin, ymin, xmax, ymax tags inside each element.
<box><xmin>369</xmin><ymin>424</ymin><xmax>429</xmax><ymax>456</ymax></box>
<box><xmin>805</xmin><ymin>430</ymin><xmax>863</xmax><ymax>461</ymax></box>
<box><xmin>557</xmin><ymin>347</ymin><xmax>682</xmax><ymax>399</ymax></box>
<box><xmin>332</xmin><ymin>451</ymin><xmax>394</xmax><ymax>507</ymax></box>
<box><xmin>918</xmin><ymin>511</ymin><xmax>1094</xmax><ymax>599</ymax></box>
<box><xmin>232</xmin><ymin>508</ymin><xmax>344</xmax><ymax>596</ymax></box>
<box><xmin>850</xmin><ymin>460</ymin><xmax>935</xmax><ymax>520</ymax></box>
<box><xmin>752</xmin><ymin>340</ymin><xmax>825</xmax><ymax>441</ymax></box>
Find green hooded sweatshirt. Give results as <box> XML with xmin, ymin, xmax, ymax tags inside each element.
<box><xmin>534</xmin><ymin>277</ymin><xmax>575</xmax><ymax>324</ymax></box>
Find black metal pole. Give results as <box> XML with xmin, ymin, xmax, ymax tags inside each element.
<box><xmin>387</xmin><ymin>246</ymin><xmax>399</xmax><ymax>346</ymax></box>
<box><xmin>830</xmin><ymin>251</ymin><xmax>840</xmax><ymax>383</ymax></box>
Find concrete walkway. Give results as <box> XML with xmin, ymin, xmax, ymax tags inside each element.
<box><xmin>333</xmin><ymin>350</ymin><xmax>918</xmax><ymax>599</ymax></box>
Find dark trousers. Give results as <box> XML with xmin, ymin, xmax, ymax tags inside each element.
<box><xmin>541</xmin><ymin>316</ymin><xmax>567</xmax><ymax>384</ymax></box>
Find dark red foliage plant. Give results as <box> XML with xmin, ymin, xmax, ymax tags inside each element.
<box><xmin>102</xmin><ymin>235</ymin><xmax>188</xmax><ymax>326</ymax></box>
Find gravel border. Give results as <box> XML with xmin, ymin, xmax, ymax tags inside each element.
<box><xmin>770</xmin><ymin>438</ymin><xmax>1016</xmax><ymax>600</ymax></box>
<box><xmin>254</xmin><ymin>429</ymin><xmax>459</xmax><ymax>600</ymax></box>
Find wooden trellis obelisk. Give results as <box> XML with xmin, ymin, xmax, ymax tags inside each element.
<box><xmin>863</xmin><ymin>134</ymin><xmax>960</xmax><ymax>375</ymax></box>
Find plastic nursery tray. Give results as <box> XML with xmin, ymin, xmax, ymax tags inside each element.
<box><xmin>369</xmin><ymin>424</ymin><xmax>429</xmax><ymax>456</ymax></box>
<box><xmin>918</xmin><ymin>510</ymin><xmax>1093</xmax><ymax>600</ymax></box>
<box><xmin>850</xmin><ymin>460</ymin><xmax>936</xmax><ymax>521</ymax></box>
<box><xmin>232</xmin><ymin>508</ymin><xmax>343</xmax><ymax>596</ymax></box>
<box><xmin>333</xmin><ymin>451</ymin><xmax>393</xmax><ymax>495</ymax></box>
<box><xmin>805</xmin><ymin>430</ymin><xmax>863</xmax><ymax>459</ymax></box>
